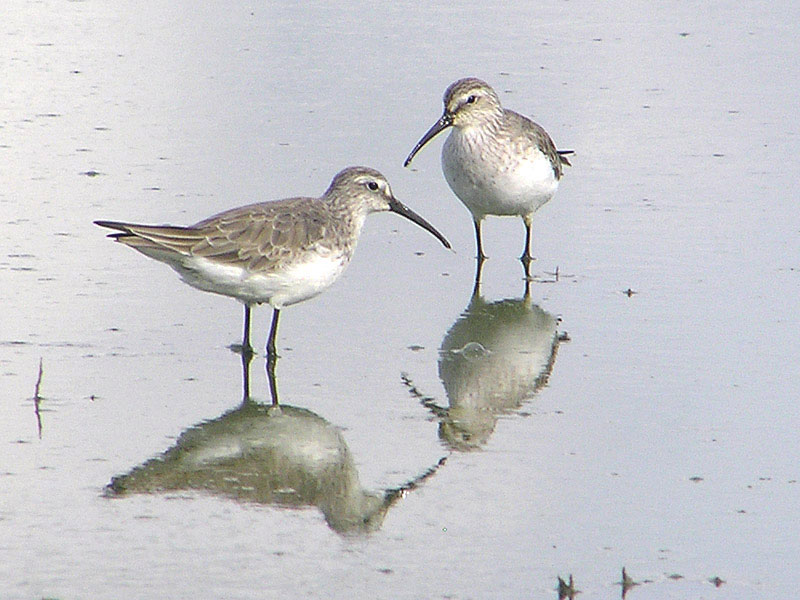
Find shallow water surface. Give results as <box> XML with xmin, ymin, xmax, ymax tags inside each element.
<box><xmin>2</xmin><ymin>1</ymin><xmax>800</xmax><ymax>599</ymax></box>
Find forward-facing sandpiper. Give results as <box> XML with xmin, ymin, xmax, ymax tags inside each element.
<box><xmin>404</xmin><ymin>77</ymin><xmax>571</xmax><ymax>263</ymax></box>
<box><xmin>96</xmin><ymin>166</ymin><xmax>450</xmax><ymax>356</ymax></box>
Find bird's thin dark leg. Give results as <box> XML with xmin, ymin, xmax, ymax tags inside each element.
<box><xmin>473</xmin><ymin>219</ymin><xmax>487</xmax><ymax>261</ymax></box>
<box><xmin>266</xmin><ymin>308</ymin><xmax>280</xmax><ymax>406</ymax></box>
<box><xmin>521</xmin><ymin>261</ymin><xmax>533</xmax><ymax>299</ymax></box>
<box><xmin>266</xmin><ymin>308</ymin><xmax>280</xmax><ymax>357</ymax></box>
<box><xmin>473</xmin><ymin>254</ymin><xmax>486</xmax><ymax>297</ymax></box>
<box><xmin>520</xmin><ymin>217</ymin><xmax>534</xmax><ymax>266</ymax></box>
<box><xmin>241</xmin><ymin>304</ymin><xmax>254</xmax><ymax>356</ymax></box>
<box><xmin>266</xmin><ymin>349</ymin><xmax>279</xmax><ymax>406</ymax></box>
<box><xmin>240</xmin><ymin>346</ymin><xmax>253</xmax><ymax>401</ymax></box>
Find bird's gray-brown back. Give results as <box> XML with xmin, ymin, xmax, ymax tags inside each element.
<box><xmin>188</xmin><ymin>196</ymin><xmax>354</xmax><ymax>272</ymax></box>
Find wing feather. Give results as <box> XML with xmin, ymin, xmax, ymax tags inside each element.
<box><xmin>504</xmin><ymin>110</ymin><xmax>571</xmax><ymax>179</ymax></box>
<box><xmin>95</xmin><ymin>196</ymin><xmax>335</xmax><ymax>272</ymax></box>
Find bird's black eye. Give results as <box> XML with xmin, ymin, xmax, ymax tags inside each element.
<box><xmin>466</xmin><ymin>95</ymin><xmax>477</xmax><ymax>104</ymax></box>
<box><xmin>367</xmin><ymin>181</ymin><xmax>379</xmax><ymax>191</ymax></box>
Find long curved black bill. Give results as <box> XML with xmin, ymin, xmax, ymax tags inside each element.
<box><xmin>389</xmin><ymin>197</ymin><xmax>451</xmax><ymax>249</ymax></box>
<box><xmin>403</xmin><ymin>114</ymin><xmax>452</xmax><ymax>167</ymax></box>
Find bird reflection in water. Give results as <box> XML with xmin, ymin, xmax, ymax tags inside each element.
<box><xmin>405</xmin><ymin>261</ymin><xmax>562</xmax><ymax>450</ymax></box>
<box><xmin>107</xmin><ymin>352</ymin><xmax>446</xmax><ymax>534</ymax></box>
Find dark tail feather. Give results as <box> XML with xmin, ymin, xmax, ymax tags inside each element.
<box><xmin>94</xmin><ymin>220</ymin><xmax>137</xmax><ymax>239</ymax></box>
<box><xmin>94</xmin><ymin>220</ymin><xmax>132</xmax><ymax>232</ymax></box>
<box><xmin>557</xmin><ymin>149</ymin><xmax>574</xmax><ymax>167</ymax></box>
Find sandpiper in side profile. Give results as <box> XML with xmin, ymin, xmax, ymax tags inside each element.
<box><xmin>404</xmin><ymin>77</ymin><xmax>572</xmax><ymax>264</ymax></box>
<box><xmin>96</xmin><ymin>166</ymin><xmax>450</xmax><ymax>357</ymax></box>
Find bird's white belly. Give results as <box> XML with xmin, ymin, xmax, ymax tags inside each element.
<box><xmin>442</xmin><ymin>131</ymin><xmax>558</xmax><ymax>219</ymax></box>
<box><xmin>168</xmin><ymin>252</ymin><xmax>349</xmax><ymax>309</ymax></box>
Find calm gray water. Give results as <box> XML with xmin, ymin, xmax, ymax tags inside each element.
<box><xmin>3</xmin><ymin>1</ymin><xmax>799</xmax><ymax>598</ymax></box>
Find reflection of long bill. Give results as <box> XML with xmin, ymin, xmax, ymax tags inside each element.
<box><xmin>388</xmin><ymin>195</ymin><xmax>451</xmax><ymax>249</ymax></box>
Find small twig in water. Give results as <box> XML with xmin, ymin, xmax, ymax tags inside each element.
<box><xmin>33</xmin><ymin>357</ymin><xmax>44</xmax><ymax>439</ymax></box>
<box><xmin>620</xmin><ymin>567</ymin><xmax>639</xmax><ymax>598</ymax></box>
<box><xmin>557</xmin><ymin>574</ymin><xmax>579</xmax><ymax>599</ymax></box>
